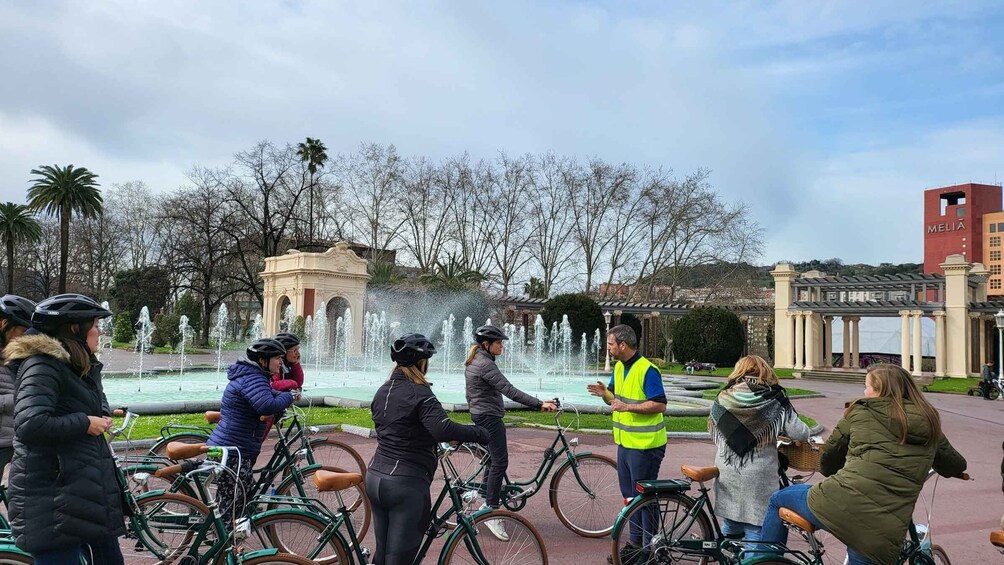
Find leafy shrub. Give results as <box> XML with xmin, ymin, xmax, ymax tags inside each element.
<box><xmin>672</xmin><ymin>307</ymin><xmax>745</xmax><ymax>366</ymax></box>
<box><xmin>540</xmin><ymin>294</ymin><xmax>605</xmax><ymax>351</ymax></box>
<box><xmin>113</xmin><ymin>313</ymin><xmax>135</xmax><ymax>343</ymax></box>
<box><xmin>291</xmin><ymin>315</ymin><xmax>305</xmax><ymax>338</ymax></box>
<box><xmin>151</xmin><ymin>313</ymin><xmax>182</xmax><ymax>348</ymax></box>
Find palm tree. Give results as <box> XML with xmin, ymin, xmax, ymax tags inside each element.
<box><xmin>420</xmin><ymin>253</ymin><xmax>485</xmax><ymax>290</ymax></box>
<box><xmin>0</xmin><ymin>203</ymin><xmax>41</xmax><ymax>293</ymax></box>
<box><xmin>27</xmin><ymin>164</ymin><xmax>103</xmax><ymax>293</ymax></box>
<box><xmin>296</xmin><ymin>137</ymin><xmax>328</xmax><ymax>245</ymax></box>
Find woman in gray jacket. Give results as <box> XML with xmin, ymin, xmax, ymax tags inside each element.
<box><xmin>708</xmin><ymin>355</ymin><xmax>810</xmax><ymax>541</ymax></box>
<box><xmin>0</xmin><ymin>295</ymin><xmax>35</xmax><ymax>479</ymax></box>
<box><xmin>464</xmin><ymin>325</ymin><xmax>556</xmax><ymax>540</ymax></box>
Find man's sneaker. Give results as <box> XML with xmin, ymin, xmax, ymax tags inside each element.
<box><xmin>479</xmin><ymin>503</ymin><xmax>509</xmax><ymax>541</ymax></box>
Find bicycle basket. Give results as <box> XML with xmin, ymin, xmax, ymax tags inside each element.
<box><xmin>778</xmin><ymin>442</ymin><xmax>821</xmax><ymax>472</ymax></box>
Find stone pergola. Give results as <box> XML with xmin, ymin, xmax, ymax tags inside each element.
<box><xmin>260</xmin><ymin>243</ymin><xmax>370</xmax><ymax>353</ymax></box>
<box><xmin>772</xmin><ymin>254</ymin><xmax>996</xmax><ymax>378</ymax></box>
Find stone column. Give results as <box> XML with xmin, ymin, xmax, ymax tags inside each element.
<box><xmin>941</xmin><ymin>254</ymin><xmax>972</xmax><ymax>378</ymax></box>
<box><xmin>977</xmin><ymin>316</ymin><xmax>987</xmax><ymax>369</ymax></box>
<box><xmin>794</xmin><ymin>311</ymin><xmax>805</xmax><ymax>370</ymax></box>
<box><xmin>933</xmin><ymin>311</ymin><xmax>946</xmax><ymax>377</ymax></box>
<box><xmin>823</xmin><ymin>316</ymin><xmax>833</xmax><ymax>368</ymax></box>
<box><xmin>771</xmin><ymin>264</ymin><xmax>798</xmax><ymax>369</ymax></box>
<box><xmin>911</xmin><ymin>310</ymin><xmax>923</xmax><ymax>377</ymax></box>
<box><xmin>850</xmin><ymin>317</ymin><xmax>861</xmax><ymax>369</ymax></box>
<box><xmin>804</xmin><ymin>312</ymin><xmax>816</xmax><ymax>371</ymax></box>
<box><xmin>842</xmin><ymin>317</ymin><xmax>851</xmax><ymax>368</ymax></box>
<box><xmin>899</xmin><ymin>310</ymin><xmax>911</xmax><ymax>372</ymax></box>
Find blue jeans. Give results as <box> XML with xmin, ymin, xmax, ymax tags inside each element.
<box><xmin>33</xmin><ymin>534</ymin><xmax>124</xmax><ymax>565</ymax></box>
<box><xmin>761</xmin><ymin>485</ymin><xmax>873</xmax><ymax>565</ymax></box>
<box><xmin>722</xmin><ymin>518</ymin><xmax>762</xmax><ymax>541</ymax></box>
<box><xmin>617</xmin><ymin>444</ymin><xmax>666</xmax><ymax>546</ymax></box>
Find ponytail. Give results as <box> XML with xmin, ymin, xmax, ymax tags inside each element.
<box><xmin>394</xmin><ymin>358</ymin><xmax>431</xmax><ymax>386</ymax></box>
<box><xmin>464</xmin><ymin>344</ymin><xmax>480</xmax><ymax>367</ymax></box>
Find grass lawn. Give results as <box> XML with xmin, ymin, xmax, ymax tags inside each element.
<box><xmin>114</xmin><ymin>407</ymin><xmax>818</xmax><ymax>441</ymax></box>
<box><xmin>923</xmin><ymin>377</ymin><xmax>980</xmax><ymax>394</ymax></box>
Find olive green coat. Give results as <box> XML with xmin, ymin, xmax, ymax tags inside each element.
<box><xmin>806</xmin><ymin>398</ymin><xmax>967</xmax><ymax>564</ymax></box>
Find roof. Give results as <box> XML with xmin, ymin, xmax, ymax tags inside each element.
<box><xmin>794</xmin><ymin>272</ymin><xmax>979</xmax><ymax>289</ymax></box>
<box><xmin>790</xmin><ymin>300</ymin><xmax>941</xmax><ymax>316</ymax></box>
<box><xmin>498</xmin><ymin>296</ymin><xmax>771</xmax><ymax>316</ymax></box>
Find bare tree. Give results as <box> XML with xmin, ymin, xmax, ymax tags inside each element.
<box><xmin>448</xmin><ymin>155</ymin><xmax>496</xmax><ymax>277</ymax></box>
<box><xmin>489</xmin><ymin>153</ymin><xmax>534</xmax><ymax>296</ymax></box>
<box><xmin>23</xmin><ymin>217</ymin><xmax>61</xmax><ymax>300</ymax></box>
<box><xmin>569</xmin><ymin>158</ymin><xmax>636</xmax><ymax>294</ymax></box>
<box><xmin>398</xmin><ymin>156</ymin><xmax>454</xmax><ymax>272</ymax></box>
<box><xmin>105</xmin><ymin>181</ymin><xmax>168</xmax><ymax>269</ymax></box>
<box><xmin>338</xmin><ymin>143</ymin><xmax>406</xmax><ymax>264</ymax></box>
<box><xmin>527</xmin><ymin>153</ymin><xmax>577</xmax><ymax>296</ymax></box>
<box><xmin>599</xmin><ymin>175</ymin><xmax>651</xmax><ymax>298</ymax></box>
<box><xmin>69</xmin><ymin>211</ymin><xmax>123</xmax><ymax>300</ymax></box>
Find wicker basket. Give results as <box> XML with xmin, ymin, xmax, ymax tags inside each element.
<box><xmin>778</xmin><ymin>441</ymin><xmax>822</xmax><ymax>472</ymax></box>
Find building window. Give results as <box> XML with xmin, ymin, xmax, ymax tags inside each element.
<box><xmin>993</xmin><ymin>265</ymin><xmax>1002</xmax><ymax>275</ymax></box>
<box><xmin>993</xmin><ymin>224</ymin><xmax>999</xmax><ymax>233</ymax></box>
<box><xmin>998</xmin><ymin>222</ymin><xmax>1004</xmax><ymax>232</ymax></box>
<box><xmin>992</xmin><ymin>279</ymin><xmax>1002</xmax><ymax>290</ymax></box>
<box><xmin>992</xmin><ymin>236</ymin><xmax>1002</xmax><ymax>247</ymax></box>
<box><xmin>957</xmin><ymin>206</ymin><xmax>966</xmax><ymax>217</ymax></box>
<box><xmin>991</xmin><ymin>251</ymin><xmax>1001</xmax><ymax>261</ymax></box>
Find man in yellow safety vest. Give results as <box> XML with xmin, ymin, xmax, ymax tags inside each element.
<box><xmin>587</xmin><ymin>324</ymin><xmax>667</xmax><ymax>564</ymax></box>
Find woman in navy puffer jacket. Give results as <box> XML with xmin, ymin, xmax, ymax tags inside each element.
<box><xmin>208</xmin><ymin>338</ymin><xmax>297</xmax><ymax>524</ymax></box>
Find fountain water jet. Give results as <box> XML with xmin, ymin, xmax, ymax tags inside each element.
<box><xmin>134</xmin><ymin>307</ymin><xmax>155</xmax><ymax>392</ymax></box>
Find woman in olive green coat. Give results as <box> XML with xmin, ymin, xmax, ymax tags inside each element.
<box><xmin>760</xmin><ymin>365</ymin><xmax>968</xmax><ymax>565</ymax></box>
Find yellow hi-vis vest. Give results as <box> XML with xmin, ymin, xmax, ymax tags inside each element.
<box><xmin>612</xmin><ymin>357</ymin><xmax>667</xmax><ymax>449</ymax></box>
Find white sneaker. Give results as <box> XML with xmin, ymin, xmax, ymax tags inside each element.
<box><xmin>479</xmin><ymin>503</ymin><xmax>509</xmax><ymax>541</ymax></box>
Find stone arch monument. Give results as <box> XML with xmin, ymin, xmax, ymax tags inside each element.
<box><xmin>261</xmin><ymin>242</ymin><xmax>369</xmax><ymax>353</ymax></box>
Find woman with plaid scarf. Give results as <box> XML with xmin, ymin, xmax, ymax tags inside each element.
<box><xmin>708</xmin><ymin>355</ymin><xmax>810</xmax><ymax>541</ymax></box>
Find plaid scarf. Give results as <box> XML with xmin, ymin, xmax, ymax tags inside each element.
<box><xmin>709</xmin><ymin>378</ymin><xmax>792</xmax><ymax>469</ymax></box>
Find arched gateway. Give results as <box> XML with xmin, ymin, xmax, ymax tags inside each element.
<box><xmin>261</xmin><ymin>242</ymin><xmax>369</xmax><ymax>353</ymax></box>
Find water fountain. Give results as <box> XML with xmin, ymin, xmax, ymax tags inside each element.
<box><xmin>134</xmin><ymin>306</ymin><xmax>155</xmax><ymax>392</ymax></box>
<box><xmin>280</xmin><ymin>304</ymin><xmax>295</xmax><ymax>332</ymax></box>
<box><xmin>580</xmin><ymin>333</ymin><xmax>588</xmax><ymax>380</ymax></box>
<box><xmin>533</xmin><ymin>315</ymin><xmax>547</xmax><ymax>379</ymax></box>
<box><xmin>312</xmin><ymin>308</ymin><xmax>328</xmax><ymax>374</ymax></box>
<box><xmin>177</xmin><ymin>315</ymin><xmax>196</xmax><ymax>391</ymax></box>
<box><xmin>441</xmin><ymin>314</ymin><xmax>456</xmax><ymax>375</ymax></box>
<box><xmin>250</xmin><ymin>313</ymin><xmax>264</xmax><ymax>342</ymax></box>
<box><xmin>98</xmin><ymin>301</ymin><xmax>114</xmax><ymax>350</ymax></box>
<box><xmin>210</xmin><ymin>304</ymin><xmax>229</xmax><ymax>384</ymax></box>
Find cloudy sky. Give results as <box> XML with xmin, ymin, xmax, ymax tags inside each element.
<box><xmin>2</xmin><ymin>1</ymin><xmax>1004</xmax><ymax>265</ymax></box>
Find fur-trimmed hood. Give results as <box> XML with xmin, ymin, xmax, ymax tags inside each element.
<box><xmin>4</xmin><ymin>334</ymin><xmax>70</xmax><ymax>363</ymax></box>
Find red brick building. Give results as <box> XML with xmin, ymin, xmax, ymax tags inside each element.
<box><xmin>923</xmin><ymin>183</ymin><xmax>1002</xmax><ymax>274</ymax></box>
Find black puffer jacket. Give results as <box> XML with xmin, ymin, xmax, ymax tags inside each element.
<box><xmin>5</xmin><ymin>334</ymin><xmax>124</xmax><ymax>553</ymax></box>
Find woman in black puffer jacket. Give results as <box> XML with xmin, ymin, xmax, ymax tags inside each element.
<box><xmin>0</xmin><ymin>295</ymin><xmax>35</xmax><ymax>479</ymax></box>
<box><xmin>5</xmin><ymin>294</ymin><xmax>124</xmax><ymax>564</ymax></box>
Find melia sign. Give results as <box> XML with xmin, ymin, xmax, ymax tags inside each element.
<box><xmin>928</xmin><ymin>221</ymin><xmax>965</xmax><ymax>234</ymax></box>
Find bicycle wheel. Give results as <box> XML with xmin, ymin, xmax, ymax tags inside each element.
<box><xmin>276</xmin><ymin>465</ymin><xmax>371</xmax><ymax>540</ymax></box>
<box><xmin>305</xmin><ymin>438</ymin><xmax>367</xmax><ymax>474</ymax></box>
<box><xmin>442</xmin><ymin>443</ymin><xmax>489</xmax><ymax>528</ymax></box>
<box><xmin>442</xmin><ymin>509</ymin><xmax>547</xmax><ymax>565</ymax></box>
<box><xmin>990</xmin><ymin>386</ymin><xmax>1001</xmax><ymax>400</ymax></box>
<box><xmin>929</xmin><ymin>545</ymin><xmax>950</xmax><ymax>565</ymax></box>
<box><xmin>244</xmin><ymin>511</ymin><xmax>349</xmax><ymax>565</ymax></box>
<box><xmin>231</xmin><ymin>554</ymin><xmax>318</xmax><ymax>565</ymax></box>
<box><xmin>149</xmin><ymin>432</ymin><xmax>210</xmax><ymax>458</ymax></box>
<box><xmin>0</xmin><ymin>551</ymin><xmax>31</xmax><ymax>564</ymax></box>
<box><xmin>127</xmin><ymin>492</ymin><xmax>213</xmax><ymax>563</ymax></box>
<box><xmin>549</xmin><ymin>453</ymin><xmax>621</xmax><ymax>537</ymax></box>
<box><xmin>611</xmin><ymin>492</ymin><xmax>714</xmax><ymax>565</ymax></box>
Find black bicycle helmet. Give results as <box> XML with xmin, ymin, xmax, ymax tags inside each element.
<box><xmin>0</xmin><ymin>295</ymin><xmax>36</xmax><ymax>328</ymax></box>
<box><xmin>273</xmin><ymin>332</ymin><xmax>301</xmax><ymax>349</ymax></box>
<box><xmin>247</xmin><ymin>338</ymin><xmax>287</xmax><ymax>362</ymax></box>
<box><xmin>390</xmin><ymin>333</ymin><xmax>436</xmax><ymax>367</ymax></box>
<box><xmin>32</xmin><ymin>294</ymin><xmax>112</xmax><ymax>329</ymax></box>
<box><xmin>473</xmin><ymin>325</ymin><xmax>508</xmax><ymax>343</ymax></box>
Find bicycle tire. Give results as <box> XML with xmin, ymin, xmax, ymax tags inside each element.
<box><xmin>930</xmin><ymin>545</ymin><xmax>951</xmax><ymax>565</ymax></box>
<box><xmin>549</xmin><ymin>453</ymin><xmax>621</xmax><ymax>537</ymax></box>
<box><xmin>0</xmin><ymin>551</ymin><xmax>31</xmax><ymax>564</ymax></box>
<box><xmin>305</xmin><ymin>437</ymin><xmax>367</xmax><ymax>475</ymax></box>
<box><xmin>441</xmin><ymin>509</ymin><xmax>548</xmax><ymax>565</ymax></box>
<box><xmin>149</xmin><ymin>432</ymin><xmax>210</xmax><ymax>458</ymax></box>
<box><xmin>990</xmin><ymin>387</ymin><xmax>1001</xmax><ymax>400</ymax></box>
<box><xmin>231</xmin><ymin>554</ymin><xmax>319</xmax><ymax>565</ymax></box>
<box><xmin>245</xmin><ymin>511</ymin><xmax>349</xmax><ymax>565</ymax></box>
<box><xmin>127</xmin><ymin>491</ymin><xmax>213</xmax><ymax>562</ymax></box>
<box><xmin>275</xmin><ymin>465</ymin><xmax>371</xmax><ymax>541</ymax></box>
<box><xmin>611</xmin><ymin>492</ymin><xmax>714</xmax><ymax>565</ymax></box>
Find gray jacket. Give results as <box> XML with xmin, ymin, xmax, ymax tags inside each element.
<box><xmin>464</xmin><ymin>348</ymin><xmax>542</xmax><ymax>417</ymax></box>
<box><xmin>712</xmin><ymin>405</ymin><xmax>810</xmax><ymax>527</ymax></box>
<box><xmin>0</xmin><ymin>361</ymin><xmax>14</xmax><ymax>449</ymax></box>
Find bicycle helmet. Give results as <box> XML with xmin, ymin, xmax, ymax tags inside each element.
<box><xmin>32</xmin><ymin>294</ymin><xmax>112</xmax><ymax>329</ymax></box>
<box><xmin>273</xmin><ymin>332</ymin><xmax>301</xmax><ymax>349</ymax></box>
<box><xmin>247</xmin><ymin>338</ymin><xmax>287</xmax><ymax>362</ymax></box>
<box><xmin>473</xmin><ymin>325</ymin><xmax>508</xmax><ymax>343</ymax></box>
<box><xmin>0</xmin><ymin>295</ymin><xmax>36</xmax><ymax>328</ymax></box>
<box><xmin>390</xmin><ymin>333</ymin><xmax>436</xmax><ymax>367</ymax></box>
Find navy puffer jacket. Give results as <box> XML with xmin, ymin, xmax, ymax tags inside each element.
<box><xmin>207</xmin><ymin>359</ymin><xmax>294</xmax><ymax>460</ymax></box>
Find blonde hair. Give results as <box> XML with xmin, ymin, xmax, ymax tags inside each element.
<box><xmin>726</xmin><ymin>355</ymin><xmax>778</xmax><ymax>387</ymax></box>
<box><xmin>464</xmin><ymin>345</ymin><xmax>479</xmax><ymax>367</ymax></box>
<box><xmin>397</xmin><ymin>358</ymin><xmax>430</xmax><ymax>386</ymax></box>
<box><xmin>848</xmin><ymin>364</ymin><xmax>941</xmax><ymax>445</ymax></box>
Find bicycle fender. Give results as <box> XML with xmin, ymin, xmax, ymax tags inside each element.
<box><xmin>610</xmin><ymin>492</ymin><xmax>701</xmax><ymax>540</ymax></box>
<box><xmin>546</xmin><ymin>451</ymin><xmax>595</xmax><ymax>508</ymax></box>
<box><xmin>440</xmin><ymin>508</ymin><xmax>497</xmax><ymax>562</ymax></box>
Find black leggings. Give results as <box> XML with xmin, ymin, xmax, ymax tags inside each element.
<box><xmin>472</xmin><ymin>413</ymin><xmax>508</xmax><ymax>508</ymax></box>
<box><xmin>365</xmin><ymin>470</ymin><xmax>431</xmax><ymax>565</ymax></box>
